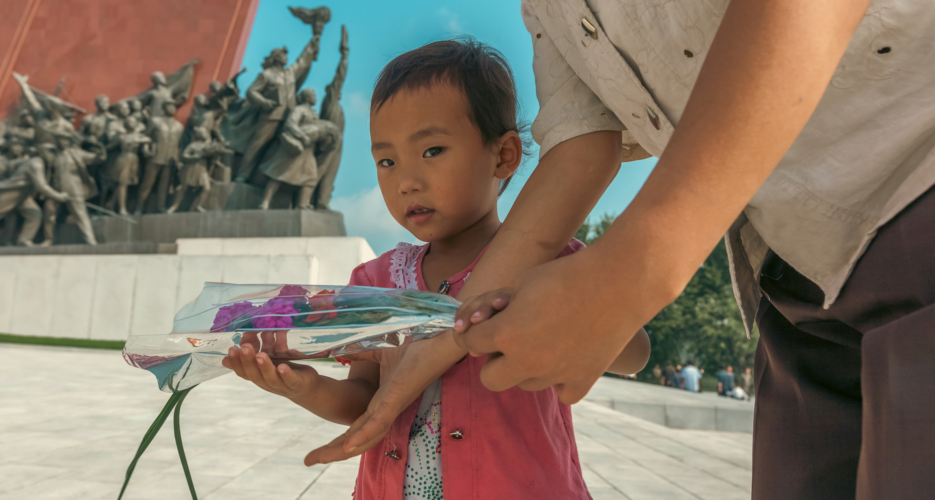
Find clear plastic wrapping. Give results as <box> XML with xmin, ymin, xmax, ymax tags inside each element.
<box><xmin>123</xmin><ymin>283</ymin><xmax>459</xmax><ymax>391</ymax></box>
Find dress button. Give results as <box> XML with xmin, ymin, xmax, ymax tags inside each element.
<box><xmin>385</xmin><ymin>445</ymin><xmax>400</xmax><ymax>460</ymax></box>
<box><xmin>449</xmin><ymin>429</ymin><xmax>464</xmax><ymax>440</ymax></box>
<box><xmin>438</xmin><ymin>280</ymin><xmax>450</xmax><ymax>295</ymax></box>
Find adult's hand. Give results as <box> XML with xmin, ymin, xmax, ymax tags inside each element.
<box><xmin>453</xmin><ymin>248</ymin><xmax>640</xmax><ymax>403</ymax></box>
<box><xmin>303</xmin><ymin>335</ymin><xmax>460</xmax><ymax>465</ymax></box>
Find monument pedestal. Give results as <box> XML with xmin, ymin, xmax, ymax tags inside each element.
<box><xmin>0</xmin><ymin>237</ymin><xmax>376</xmax><ymax>341</ymax></box>
<box><xmin>55</xmin><ymin>208</ymin><xmax>346</xmax><ymax>245</ymax></box>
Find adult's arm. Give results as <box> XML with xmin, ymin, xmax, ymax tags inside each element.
<box><xmin>454</xmin><ymin>0</ymin><xmax>872</xmax><ymax>402</ymax></box>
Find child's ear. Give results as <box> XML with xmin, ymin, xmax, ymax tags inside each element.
<box><xmin>493</xmin><ymin>131</ymin><xmax>523</xmax><ymax>180</ymax></box>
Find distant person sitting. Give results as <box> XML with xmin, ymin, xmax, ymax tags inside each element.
<box><xmin>681</xmin><ymin>361</ymin><xmax>701</xmax><ymax>393</ymax></box>
<box><xmin>717</xmin><ymin>366</ymin><xmax>736</xmax><ymax>396</ymax></box>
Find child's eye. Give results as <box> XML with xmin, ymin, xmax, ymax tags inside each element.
<box><xmin>423</xmin><ymin>147</ymin><xmax>444</xmax><ymax>158</ymax></box>
<box><xmin>377</xmin><ymin>159</ymin><xmax>395</xmax><ymax>168</ymax></box>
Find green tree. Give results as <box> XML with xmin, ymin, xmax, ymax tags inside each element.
<box><xmin>577</xmin><ymin>214</ymin><xmax>759</xmax><ymax>380</ymax></box>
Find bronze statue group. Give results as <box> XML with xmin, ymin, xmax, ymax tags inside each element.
<box><xmin>0</xmin><ymin>6</ymin><xmax>346</xmax><ymax>247</ymax></box>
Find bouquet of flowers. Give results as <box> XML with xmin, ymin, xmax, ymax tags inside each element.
<box><xmin>118</xmin><ymin>283</ymin><xmax>459</xmax><ymax>499</ymax></box>
<box><xmin>123</xmin><ymin>283</ymin><xmax>459</xmax><ymax>392</ymax></box>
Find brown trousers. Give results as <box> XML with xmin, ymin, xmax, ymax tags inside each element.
<box><xmin>753</xmin><ymin>187</ymin><xmax>935</xmax><ymax>499</ymax></box>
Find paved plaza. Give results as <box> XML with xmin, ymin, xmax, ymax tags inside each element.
<box><xmin>0</xmin><ymin>345</ymin><xmax>752</xmax><ymax>499</ymax></box>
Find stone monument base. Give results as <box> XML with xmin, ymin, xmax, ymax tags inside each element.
<box><xmin>55</xmin><ymin>208</ymin><xmax>345</xmax><ymax>245</ymax></box>
<box><xmin>0</xmin><ymin>237</ymin><xmax>376</xmax><ymax>341</ymax></box>
<box><xmin>0</xmin><ymin>242</ymin><xmax>178</xmax><ymax>256</ymax></box>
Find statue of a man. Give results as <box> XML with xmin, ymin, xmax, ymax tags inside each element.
<box><xmin>226</xmin><ymin>6</ymin><xmax>331</xmax><ymax>183</ymax></box>
<box><xmin>134</xmin><ymin>59</ymin><xmax>198</xmax><ymax>119</ymax></box>
<box><xmin>257</xmin><ymin>88</ymin><xmax>340</xmax><ymax>210</ymax></box>
<box><xmin>313</xmin><ymin>24</ymin><xmax>349</xmax><ymax>210</ymax></box>
<box><xmin>12</xmin><ymin>73</ymin><xmax>79</xmax><ymax>146</ymax></box>
<box><xmin>0</xmin><ymin>136</ymin><xmax>27</xmax><ymax>178</ymax></box>
<box><xmin>0</xmin><ymin>145</ymin><xmax>69</xmax><ymax>246</ymax></box>
<box><xmin>137</xmin><ymin>102</ymin><xmax>184</xmax><ymax>213</ymax></box>
<box><xmin>78</xmin><ymin>94</ymin><xmax>115</xmax><ymax>145</ymax></box>
<box><xmin>6</xmin><ymin>109</ymin><xmax>36</xmax><ymax>144</ymax></box>
<box><xmin>42</xmin><ymin>133</ymin><xmax>105</xmax><ymax>246</ymax></box>
<box><xmin>168</xmin><ymin>127</ymin><xmax>230</xmax><ymax>213</ymax></box>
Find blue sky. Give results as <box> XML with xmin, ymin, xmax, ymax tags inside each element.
<box><xmin>242</xmin><ymin>0</ymin><xmax>656</xmax><ymax>254</ymax></box>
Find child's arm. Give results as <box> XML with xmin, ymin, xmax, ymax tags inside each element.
<box><xmin>223</xmin><ymin>343</ymin><xmax>379</xmax><ymax>426</ymax></box>
<box><xmin>605</xmin><ymin>328</ymin><xmax>650</xmax><ymax>376</ymax></box>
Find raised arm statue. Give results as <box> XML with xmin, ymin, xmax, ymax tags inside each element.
<box><xmin>131</xmin><ymin>58</ymin><xmax>199</xmax><ymax>118</ymax></box>
<box><xmin>225</xmin><ymin>6</ymin><xmax>331</xmax><ymax>183</ymax></box>
<box><xmin>313</xmin><ymin>24</ymin><xmax>348</xmax><ymax>210</ymax></box>
<box><xmin>12</xmin><ymin>73</ymin><xmax>81</xmax><ymax>146</ymax></box>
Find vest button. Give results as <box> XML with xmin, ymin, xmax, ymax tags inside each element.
<box><xmin>647</xmin><ymin>107</ymin><xmax>661</xmax><ymax>130</ymax></box>
<box><xmin>581</xmin><ymin>18</ymin><xmax>598</xmax><ymax>40</ymax></box>
<box><xmin>449</xmin><ymin>429</ymin><xmax>464</xmax><ymax>440</ymax></box>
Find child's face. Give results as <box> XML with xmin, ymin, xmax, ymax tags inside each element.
<box><xmin>371</xmin><ymin>82</ymin><xmax>510</xmax><ymax>242</ymax></box>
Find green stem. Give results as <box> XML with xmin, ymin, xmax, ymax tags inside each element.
<box><xmin>174</xmin><ymin>387</ymin><xmax>197</xmax><ymax>500</ymax></box>
<box><xmin>118</xmin><ymin>374</ymin><xmax>199</xmax><ymax>500</ymax></box>
<box><xmin>117</xmin><ymin>391</ymin><xmax>182</xmax><ymax>500</ymax></box>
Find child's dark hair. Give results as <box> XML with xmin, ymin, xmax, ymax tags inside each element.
<box><xmin>371</xmin><ymin>37</ymin><xmax>529</xmax><ymax>195</ymax></box>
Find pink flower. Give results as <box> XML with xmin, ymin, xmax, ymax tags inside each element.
<box><xmin>211</xmin><ymin>301</ymin><xmax>260</xmax><ymax>332</ymax></box>
<box><xmin>253</xmin><ymin>298</ymin><xmax>298</xmax><ymax>329</ymax></box>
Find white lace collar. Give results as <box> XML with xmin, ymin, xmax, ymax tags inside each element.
<box><xmin>388</xmin><ymin>242</ymin><xmax>425</xmax><ymax>290</ymax></box>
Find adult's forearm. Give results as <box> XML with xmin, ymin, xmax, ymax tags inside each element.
<box><xmin>589</xmin><ymin>0</ymin><xmax>870</xmax><ymax>327</ymax></box>
<box><xmin>291</xmin><ymin>377</ymin><xmax>376</xmax><ymax>426</ymax></box>
<box><xmin>460</xmin><ymin>130</ymin><xmax>622</xmax><ymax>300</ymax></box>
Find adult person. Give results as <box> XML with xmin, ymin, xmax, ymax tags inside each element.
<box><xmin>717</xmin><ymin>366</ymin><xmax>735</xmax><ymax>397</ymax></box>
<box><xmin>681</xmin><ymin>361</ymin><xmax>701</xmax><ymax>393</ymax></box>
<box><xmin>663</xmin><ymin>362</ymin><xmax>675</xmax><ymax>387</ymax></box>
<box><xmin>306</xmin><ymin>2</ymin><xmax>934</xmax><ymax>499</ymax></box>
<box><xmin>673</xmin><ymin>364</ymin><xmax>683</xmax><ymax>391</ymax></box>
<box><xmin>741</xmin><ymin>367</ymin><xmax>753</xmax><ymax>397</ymax></box>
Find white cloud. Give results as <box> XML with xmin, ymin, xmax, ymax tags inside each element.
<box><xmin>346</xmin><ymin>91</ymin><xmax>370</xmax><ymax>117</ymax></box>
<box><xmin>332</xmin><ymin>185</ymin><xmax>419</xmax><ymax>255</ymax></box>
<box><xmin>436</xmin><ymin>8</ymin><xmax>463</xmax><ymax>34</ymax></box>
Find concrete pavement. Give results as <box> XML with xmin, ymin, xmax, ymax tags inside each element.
<box><xmin>0</xmin><ymin>344</ymin><xmax>751</xmax><ymax>499</ymax></box>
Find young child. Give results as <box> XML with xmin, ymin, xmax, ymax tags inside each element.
<box><xmin>223</xmin><ymin>39</ymin><xmax>650</xmax><ymax>499</ymax></box>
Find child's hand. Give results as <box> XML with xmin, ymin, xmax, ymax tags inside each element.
<box><xmin>453</xmin><ymin>287</ymin><xmax>512</xmax><ymax>339</ymax></box>
<box><xmin>223</xmin><ymin>343</ymin><xmax>321</xmax><ymax>401</ymax></box>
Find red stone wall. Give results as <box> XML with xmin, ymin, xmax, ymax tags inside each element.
<box><xmin>0</xmin><ymin>0</ymin><xmax>260</xmax><ymax>123</ymax></box>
